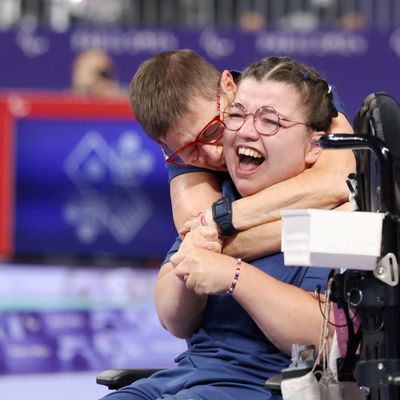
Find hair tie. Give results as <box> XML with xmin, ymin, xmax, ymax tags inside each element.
<box><xmin>301</xmin><ymin>71</ymin><xmax>309</xmax><ymax>81</ymax></box>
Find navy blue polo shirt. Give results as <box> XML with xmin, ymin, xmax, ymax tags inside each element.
<box><xmin>156</xmin><ymin>179</ymin><xmax>330</xmax><ymax>398</ymax></box>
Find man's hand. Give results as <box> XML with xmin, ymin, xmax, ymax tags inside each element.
<box><xmin>179</xmin><ymin>209</ymin><xmax>218</xmax><ymax>237</ymax></box>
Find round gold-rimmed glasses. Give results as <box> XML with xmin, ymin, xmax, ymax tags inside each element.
<box><xmin>223</xmin><ymin>102</ymin><xmax>310</xmax><ymax>136</ymax></box>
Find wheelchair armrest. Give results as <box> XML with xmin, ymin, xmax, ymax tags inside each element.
<box><xmin>96</xmin><ymin>368</ymin><xmax>163</xmax><ymax>390</ymax></box>
<box><xmin>265</xmin><ymin>373</ymin><xmax>283</xmax><ymax>395</ymax></box>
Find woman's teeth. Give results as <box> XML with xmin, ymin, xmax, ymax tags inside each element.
<box><xmin>238</xmin><ymin>147</ymin><xmax>263</xmax><ymax>158</ymax></box>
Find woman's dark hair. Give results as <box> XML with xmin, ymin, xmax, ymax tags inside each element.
<box><xmin>240</xmin><ymin>56</ymin><xmax>338</xmax><ymax>132</ymax></box>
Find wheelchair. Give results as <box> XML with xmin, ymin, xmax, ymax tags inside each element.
<box><xmin>97</xmin><ymin>92</ymin><xmax>400</xmax><ymax>400</ymax></box>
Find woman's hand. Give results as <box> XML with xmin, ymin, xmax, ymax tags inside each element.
<box><xmin>179</xmin><ymin>225</ymin><xmax>222</xmax><ymax>253</ymax></box>
<box><xmin>171</xmin><ymin>248</ymin><xmax>233</xmax><ymax>296</ymax></box>
<box><xmin>172</xmin><ymin>225</ymin><xmax>223</xmax><ymax>288</ymax></box>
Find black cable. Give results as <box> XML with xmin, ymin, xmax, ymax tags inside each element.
<box><xmin>315</xmin><ymin>284</ymin><xmax>358</xmax><ymax>328</ymax></box>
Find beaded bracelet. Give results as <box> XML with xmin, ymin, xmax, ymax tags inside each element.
<box><xmin>227</xmin><ymin>258</ymin><xmax>241</xmax><ymax>294</ymax></box>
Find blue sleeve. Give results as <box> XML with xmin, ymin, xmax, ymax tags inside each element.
<box><xmin>161</xmin><ymin>236</ymin><xmax>182</xmax><ymax>265</ymax></box>
<box><xmin>299</xmin><ymin>267</ymin><xmax>333</xmax><ymax>293</ymax></box>
<box><xmin>167</xmin><ymin>163</ymin><xmax>230</xmax><ymax>183</ymax></box>
<box><xmin>331</xmin><ymin>85</ymin><xmax>345</xmax><ymax>115</ymax></box>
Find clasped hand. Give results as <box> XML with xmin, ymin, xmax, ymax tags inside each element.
<box><xmin>179</xmin><ymin>208</ymin><xmax>216</xmax><ymax>237</ymax></box>
<box><xmin>171</xmin><ymin>220</ymin><xmax>231</xmax><ymax>296</ymax></box>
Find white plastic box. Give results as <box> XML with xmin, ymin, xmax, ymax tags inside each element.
<box><xmin>281</xmin><ymin>209</ymin><xmax>385</xmax><ymax>271</ymax></box>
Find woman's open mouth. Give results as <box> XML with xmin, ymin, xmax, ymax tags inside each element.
<box><xmin>237</xmin><ymin>146</ymin><xmax>265</xmax><ymax>173</ymax></box>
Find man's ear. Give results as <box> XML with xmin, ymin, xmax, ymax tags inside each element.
<box><xmin>305</xmin><ymin>132</ymin><xmax>323</xmax><ymax>165</ymax></box>
<box><xmin>221</xmin><ymin>70</ymin><xmax>237</xmax><ymax>101</ymax></box>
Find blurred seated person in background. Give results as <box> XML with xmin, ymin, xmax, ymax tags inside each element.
<box><xmin>71</xmin><ymin>48</ymin><xmax>124</xmax><ymax>97</ymax></box>
<box><xmin>101</xmin><ymin>56</ymin><xmax>341</xmax><ymax>400</ymax></box>
<box><xmin>239</xmin><ymin>10</ymin><xmax>266</xmax><ymax>31</ymax></box>
<box><xmin>336</xmin><ymin>11</ymin><xmax>365</xmax><ymax>31</ymax></box>
<box><xmin>129</xmin><ymin>49</ymin><xmax>355</xmax><ymax>260</ymax></box>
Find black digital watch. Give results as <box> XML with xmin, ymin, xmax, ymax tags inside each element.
<box><xmin>212</xmin><ymin>197</ymin><xmax>237</xmax><ymax>236</ymax></box>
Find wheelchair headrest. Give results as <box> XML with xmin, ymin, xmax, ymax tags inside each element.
<box><xmin>354</xmin><ymin>92</ymin><xmax>400</xmax><ymax>190</ymax></box>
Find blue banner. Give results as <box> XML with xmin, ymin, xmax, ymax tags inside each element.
<box><xmin>14</xmin><ymin>115</ymin><xmax>176</xmax><ymax>260</ymax></box>
<box><xmin>1</xmin><ymin>25</ymin><xmax>400</xmax><ymax>120</ymax></box>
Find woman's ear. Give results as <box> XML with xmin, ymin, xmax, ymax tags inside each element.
<box><xmin>305</xmin><ymin>132</ymin><xmax>323</xmax><ymax>165</ymax></box>
<box><xmin>221</xmin><ymin>70</ymin><xmax>237</xmax><ymax>101</ymax></box>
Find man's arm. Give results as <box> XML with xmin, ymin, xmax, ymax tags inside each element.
<box><xmin>170</xmin><ymin>113</ymin><xmax>355</xmax><ymax>257</ymax></box>
<box><xmin>170</xmin><ymin>172</ymin><xmax>223</xmax><ymax>233</ymax></box>
<box><xmin>229</xmin><ymin>113</ymin><xmax>355</xmax><ymax>230</ymax></box>
<box><xmin>231</xmin><ymin>150</ymin><xmax>354</xmax><ymax>229</ymax></box>
<box><xmin>223</xmin><ymin>220</ymin><xmax>281</xmax><ymax>261</ymax></box>
<box><xmin>222</xmin><ymin>203</ymin><xmax>351</xmax><ymax>259</ymax></box>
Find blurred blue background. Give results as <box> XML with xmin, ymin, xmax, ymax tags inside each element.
<box><xmin>0</xmin><ymin>0</ymin><xmax>399</xmax><ymax>399</ymax></box>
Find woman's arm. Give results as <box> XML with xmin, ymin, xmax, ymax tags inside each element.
<box><xmin>154</xmin><ymin>261</ymin><xmax>208</xmax><ymax>338</ymax></box>
<box><xmin>171</xmin><ymin>247</ymin><xmax>332</xmax><ymax>354</ymax></box>
<box><xmin>233</xmin><ymin>260</ymin><xmax>331</xmax><ymax>355</ymax></box>
<box><xmin>155</xmin><ymin>226</ymin><xmax>222</xmax><ymax>338</ymax></box>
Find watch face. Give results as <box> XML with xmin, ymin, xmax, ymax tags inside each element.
<box><xmin>212</xmin><ymin>198</ymin><xmax>236</xmax><ymax>236</ymax></box>
<box><xmin>215</xmin><ymin>201</ymin><xmax>228</xmax><ymax>215</ymax></box>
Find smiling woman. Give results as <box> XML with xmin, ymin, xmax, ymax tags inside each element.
<box><xmin>223</xmin><ymin>83</ymin><xmax>315</xmax><ymax>196</ymax></box>
<box><xmin>223</xmin><ymin>56</ymin><xmax>337</xmax><ymax>197</ymax></box>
